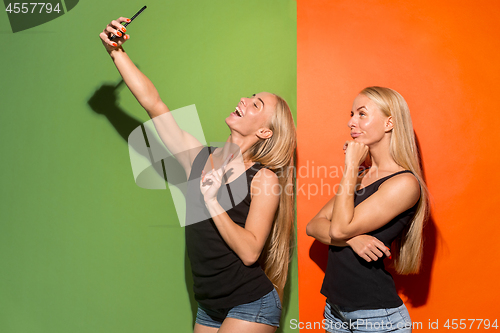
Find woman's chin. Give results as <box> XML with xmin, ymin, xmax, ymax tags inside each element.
<box><xmin>225</xmin><ymin>118</ymin><xmax>238</xmax><ymax>134</ymax></box>
<box><xmin>352</xmin><ymin>137</ymin><xmax>367</xmax><ymax>143</ymax></box>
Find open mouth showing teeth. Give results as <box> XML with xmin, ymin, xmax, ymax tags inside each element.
<box><xmin>233</xmin><ymin>107</ymin><xmax>243</xmax><ymax>117</ymax></box>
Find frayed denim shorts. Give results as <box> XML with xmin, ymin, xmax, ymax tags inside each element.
<box><xmin>195</xmin><ymin>288</ymin><xmax>282</xmax><ymax>329</ymax></box>
<box><xmin>324</xmin><ymin>301</ymin><xmax>412</xmax><ymax>332</ymax></box>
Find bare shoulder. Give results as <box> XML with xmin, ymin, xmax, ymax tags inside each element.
<box><xmin>380</xmin><ymin>172</ymin><xmax>420</xmax><ymax>201</ymax></box>
<box><xmin>250</xmin><ymin>167</ymin><xmax>279</xmax><ymax>199</ymax></box>
<box><xmin>384</xmin><ymin>171</ymin><xmax>419</xmax><ymax>187</ymax></box>
<box><xmin>253</xmin><ymin>167</ymin><xmax>279</xmax><ymax>185</ymax></box>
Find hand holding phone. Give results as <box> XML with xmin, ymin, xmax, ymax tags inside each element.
<box><xmin>99</xmin><ymin>6</ymin><xmax>147</xmax><ymax>49</ymax></box>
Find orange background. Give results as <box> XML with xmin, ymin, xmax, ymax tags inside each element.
<box><xmin>297</xmin><ymin>0</ymin><xmax>500</xmax><ymax>331</ymax></box>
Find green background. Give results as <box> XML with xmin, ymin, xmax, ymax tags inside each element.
<box><xmin>0</xmin><ymin>0</ymin><xmax>298</xmax><ymax>332</ymax></box>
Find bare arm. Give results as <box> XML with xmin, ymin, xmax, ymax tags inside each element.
<box><xmin>99</xmin><ymin>18</ymin><xmax>203</xmax><ymax>175</ymax></box>
<box><xmin>329</xmin><ymin>141</ymin><xmax>420</xmax><ymax>240</ymax></box>
<box><xmin>306</xmin><ymin>196</ymin><xmax>350</xmax><ymax>246</ymax></box>
<box><xmin>306</xmin><ymin>195</ymin><xmax>392</xmax><ymax>261</ymax></box>
<box><xmin>201</xmin><ymin>168</ymin><xmax>280</xmax><ymax>266</ymax></box>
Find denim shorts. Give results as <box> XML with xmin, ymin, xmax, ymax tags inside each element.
<box><xmin>195</xmin><ymin>288</ymin><xmax>282</xmax><ymax>328</ymax></box>
<box><xmin>324</xmin><ymin>301</ymin><xmax>412</xmax><ymax>332</ymax></box>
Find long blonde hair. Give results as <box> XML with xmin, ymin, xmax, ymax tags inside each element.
<box><xmin>361</xmin><ymin>86</ymin><xmax>430</xmax><ymax>274</ymax></box>
<box><xmin>246</xmin><ymin>95</ymin><xmax>296</xmax><ymax>300</ymax></box>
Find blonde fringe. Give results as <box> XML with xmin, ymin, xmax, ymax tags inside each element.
<box><xmin>361</xmin><ymin>87</ymin><xmax>430</xmax><ymax>274</ymax></box>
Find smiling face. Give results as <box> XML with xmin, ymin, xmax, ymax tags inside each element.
<box><xmin>225</xmin><ymin>92</ymin><xmax>278</xmax><ymax>139</ymax></box>
<box><xmin>348</xmin><ymin>93</ymin><xmax>393</xmax><ymax>146</ymax></box>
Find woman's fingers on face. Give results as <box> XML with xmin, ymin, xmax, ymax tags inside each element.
<box><xmin>344</xmin><ymin>140</ymin><xmax>368</xmax><ymax>156</ymax></box>
<box><xmin>346</xmin><ymin>140</ymin><xmax>368</xmax><ymax>150</ymax></box>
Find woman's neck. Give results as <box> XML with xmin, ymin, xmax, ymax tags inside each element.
<box><xmin>222</xmin><ymin>134</ymin><xmax>257</xmax><ymax>164</ymax></box>
<box><xmin>366</xmin><ymin>137</ymin><xmax>401</xmax><ymax>173</ymax></box>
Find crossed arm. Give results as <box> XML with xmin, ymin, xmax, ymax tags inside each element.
<box><xmin>306</xmin><ymin>195</ymin><xmax>392</xmax><ymax>262</ymax></box>
<box><xmin>307</xmin><ymin>166</ymin><xmax>420</xmax><ymax>261</ymax></box>
<box><xmin>327</xmin><ymin>165</ymin><xmax>420</xmax><ymax>240</ymax></box>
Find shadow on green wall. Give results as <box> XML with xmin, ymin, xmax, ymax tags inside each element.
<box><xmin>87</xmin><ymin>79</ymin><xmax>198</xmax><ymax>326</ymax></box>
<box><xmin>87</xmin><ymin>78</ymin><xmax>293</xmax><ymax>331</ymax></box>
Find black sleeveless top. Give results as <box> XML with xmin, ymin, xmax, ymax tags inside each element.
<box><xmin>320</xmin><ymin>170</ymin><xmax>418</xmax><ymax>310</ymax></box>
<box><xmin>185</xmin><ymin>147</ymin><xmax>274</xmax><ymax>309</ymax></box>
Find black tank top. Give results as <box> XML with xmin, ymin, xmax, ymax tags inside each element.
<box><xmin>320</xmin><ymin>170</ymin><xmax>418</xmax><ymax>310</ymax></box>
<box><xmin>185</xmin><ymin>147</ymin><xmax>274</xmax><ymax>309</ymax></box>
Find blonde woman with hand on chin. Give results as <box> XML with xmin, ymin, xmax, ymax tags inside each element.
<box><xmin>100</xmin><ymin>17</ymin><xmax>296</xmax><ymax>333</ymax></box>
<box><xmin>307</xmin><ymin>87</ymin><xmax>429</xmax><ymax>333</ymax></box>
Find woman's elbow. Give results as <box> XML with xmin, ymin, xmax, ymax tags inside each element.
<box><xmin>241</xmin><ymin>253</ymin><xmax>260</xmax><ymax>266</ymax></box>
<box><xmin>306</xmin><ymin>218</ymin><xmax>323</xmax><ymax>238</ymax></box>
<box><xmin>329</xmin><ymin>227</ymin><xmax>349</xmax><ymax>241</ymax></box>
<box><xmin>305</xmin><ymin>222</ymin><xmax>314</xmax><ymax>237</ymax></box>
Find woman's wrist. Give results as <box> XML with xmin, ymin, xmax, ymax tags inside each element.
<box><xmin>108</xmin><ymin>46</ymin><xmax>125</xmax><ymax>59</ymax></box>
<box><xmin>204</xmin><ymin>198</ymin><xmax>222</xmax><ymax>215</ymax></box>
<box><xmin>345</xmin><ymin>237</ymin><xmax>356</xmax><ymax>247</ymax></box>
<box><xmin>204</xmin><ymin>197</ymin><xmax>218</xmax><ymax>206</ymax></box>
<box><xmin>341</xmin><ymin>165</ymin><xmax>358</xmax><ymax>190</ymax></box>
<box><xmin>343</xmin><ymin>164</ymin><xmax>359</xmax><ymax>177</ymax></box>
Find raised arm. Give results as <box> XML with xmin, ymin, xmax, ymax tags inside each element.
<box><xmin>99</xmin><ymin>18</ymin><xmax>203</xmax><ymax>175</ymax></box>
